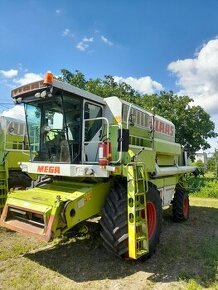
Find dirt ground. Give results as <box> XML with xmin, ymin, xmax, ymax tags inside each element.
<box><xmin>0</xmin><ymin>197</ymin><xmax>217</xmax><ymax>290</ymax></box>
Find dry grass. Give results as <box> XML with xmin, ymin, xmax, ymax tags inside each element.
<box><xmin>0</xmin><ymin>197</ymin><xmax>217</xmax><ymax>290</ymax></box>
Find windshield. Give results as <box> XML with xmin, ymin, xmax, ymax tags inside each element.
<box><xmin>25</xmin><ymin>95</ymin><xmax>82</xmax><ymax>163</ymax></box>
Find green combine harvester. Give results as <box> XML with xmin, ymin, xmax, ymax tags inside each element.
<box><xmin>0</xmin><ymin>72</ymin><xmax>196</xmax><ymax>259</ymax></box>
<box><xmin>0</xmin><ymin>115</ymin><xmax>32</xmax><ymax>212</ymax></box>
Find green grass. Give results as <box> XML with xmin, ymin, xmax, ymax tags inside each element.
<box><xmin>190</xmin><ymin>197</ymin><xmax>218</xmax><ymax>208</ymax></box>
<box><xmin>188</xmin><ymin>176</ymin><xmax>218</xmax><ymax>198</ymax></box>
<box><xmin>186</xmin><ymin>279</ymin><xmax>203</xmax><ymax>290</ymax></box>
<box><xmin>178</xmin><ymin>197</ymin><xmax>218</xmax><ymax>289</ymax></box>
<box><xmin>0</xmin><ymin>228</ymin><xmax>46</xmax><ymax>261</ymax></box>
<box><xmin>0</xmin><ymin>197</ymin><xmax>217</xmax><ymax>289</ymax></box>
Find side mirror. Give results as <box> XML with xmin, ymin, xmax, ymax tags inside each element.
<box><xmin>117</xmin><ymin>129</ymin><xmax>129</xmax><ymax>152</ymax></box>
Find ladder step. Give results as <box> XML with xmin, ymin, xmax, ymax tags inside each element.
<box><xmin>136</xmin><ymin>235</ymin><xmax>147</xmax><ymax>241</ymax></box>
<box><xmin>136</xmin><ymin>221</ymin><xmax>145</xmax><ymax>226</ymax></box>
<box><xmin>135</xmin><ymin>205</ymin><xmax>145</xmax><ymax>211</ymax></box>
<box><xmin>136</xmin><ymin>250</ymin><xmax>148</xmax><ymax>256</ymax></box>
<box><xmin>135</xmin><ymin>192</ymin><xmax>145</xmax><ymax>196</ymax></box>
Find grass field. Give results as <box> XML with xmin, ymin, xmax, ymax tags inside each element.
<box><xmin>0</xmin><ymin>197</ymin><xmax>217</xmax><ymax>290</ymax></box>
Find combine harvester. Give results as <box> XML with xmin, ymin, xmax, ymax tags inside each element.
<box><xmin>0</xmin><ymin>116</ymin><xmax>32</xmax><ymax>212</ymax></box>
<box><xmin>0</xmin><ymin>72</ymin><xmax>196</xmax><ymax>259</ymax></box>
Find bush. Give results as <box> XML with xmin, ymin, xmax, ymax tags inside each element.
<box><xmin>190</xmin><ymin>179</ymin><xmax>218</xmax><ymax>198</ymax></box>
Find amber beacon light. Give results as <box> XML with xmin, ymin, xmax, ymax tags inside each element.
<box><xmin>43</xmin><ymin>71</ymin><xmax>54</xmax><ymax>85</ymax></box>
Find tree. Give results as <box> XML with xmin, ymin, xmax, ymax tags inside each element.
<box><xmin>207</xmin><ymin>150</ymin><xmax>218</xmax><ymax>176</ymax></box>
<box><xmin>59</xmin><ymin>69</ymin><xmax>86</xmax><ymax>89</ymax></box>
<box><xmin>59</xmin><ymin>69</ymin><xmax>141</xmax><ymax>102</ymax></box>
<box><xmin>59</xmin><ymin>69</ymin><xmax>217</xmax><ymax>160</ymax></box>
<box><xmin>193</xmin><ymin>160</ymin><xmax>205</xmax><ymax>175</ymax></box>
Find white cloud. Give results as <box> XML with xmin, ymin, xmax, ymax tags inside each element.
<box><xmin>83</xmin><ymin>37</ymin><xmax>94</xmax><ymax>43</ymax></box>
<box><xmin>63</xmin><ymin>28</ymin><xmax>70</xmax><ymax>37</ymax></box>
<box><xmin>62</xmin><ymin>28</ymin><xmax>74</xmax><ymax>39</ymax></box>
<box><xmin>168</xmin><ymin>38</ymin><xmax>218</xmax><ymax>116</ymax></box>
<box><xmin>76</xmin><ymin>36</ymin><xmax>94</xmax><ymax>51</ymax></box>
<box><xmin>113</xmin><ymin>76</ymin><xmax>163</xmax><ymax>94</ymax></box>
<box><xmin>76</xmin><ymin>42</ymin><xmax>88</xmax><ymax>51</ymax></box>
<box><xmin>1</xmin><ymin>105</ymin><xmax>25</xmax><ymax>121</ymax></box>
<box><xmin>14</xmin><ymin>73</ymin><xmax>42</xmax><ymax>86</ymax></box>
<box><xmin>101</xmin><ymin>35</ymin><xmax>113</xmax><ymax>46</ymax></box>
<box><xmin>0</xmin><ymin>69</ymin><xmax>18</xmax><ymax>78</ymax></box>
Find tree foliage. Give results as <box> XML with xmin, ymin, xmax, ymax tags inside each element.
<box><xmin>59</xmin><ymin>69</ymin><xmax>217</xmax><ymax>159</ymax></box>
<box><xmin>207</xmin><ymin>151</ymin><xmax>218</xmax><ymax>174</ymax></box>
<box><xmin>59</xmin><ymin>69</ymin><xmax>141</xmax><ymax>102</ymax></box>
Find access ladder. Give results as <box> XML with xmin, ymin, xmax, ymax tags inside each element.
<box><xmin>127</xmin><ymin>162</ymin><xmax>149</xmax><ymax>259</ymax></box>
<box><xmin>0</xmin><ymin>160</ymin><xmax>8</xmax><ymax>213</ymax></box>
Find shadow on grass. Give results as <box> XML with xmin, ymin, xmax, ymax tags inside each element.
<box><xmin>25</xmin><ymin>206</ymin><xmax>218</xmax><ymax>288</ymax></box>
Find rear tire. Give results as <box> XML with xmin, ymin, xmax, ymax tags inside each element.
<box><xmin>144</xmin><ymin>185</ymin><xmax>162</xmax><ymax>256</ymax></box>
<box><xmin>100</xmin><ymin>181</ymin><xmax>162</xmax><ymax>258</ymax></box>
<box><xmin>8</xmin><ymin>171</ymin><xmax>32</xmax><ymax>190</ymax></box>
<box><xmin>172</xmin><ymin>187</ymin><xmax>189</xmax><ymax>222</ymax></box>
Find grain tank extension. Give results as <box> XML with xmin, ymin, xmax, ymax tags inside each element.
<box><xmin>0</xmin><ymin>72</ymin><xmax>196</xmax><ymax>259</ymax></box>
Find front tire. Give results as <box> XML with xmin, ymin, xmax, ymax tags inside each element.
<box><xmin>100</xmin><ymin>181</ymin><xmax>162</xmax><ymax>258</ymax></box>
<box><xmin>8</xmin><ymin>171</ymin><xmax>32</xmax><ymax>190</ymax></box>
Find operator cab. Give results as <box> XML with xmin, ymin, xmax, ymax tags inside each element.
<box><xmin>19</xmin><ymin>80</ymin><xmax>104</xmax><ymax>165</ymax></box>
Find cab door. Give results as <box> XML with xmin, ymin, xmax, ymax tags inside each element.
<box><xmin>82</xmin><ymin>101</ymin><xmax>103</xmax><ymax>163</ymax></box>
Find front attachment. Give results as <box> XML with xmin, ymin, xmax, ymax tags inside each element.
<box><xmin>0</xmin><ymin>180</ymin><xmax>111</xmax><ymax>241</ymax></box>
<box><xmin>0</xmin><ymin>189</ymin><xmax>59</xmax><ymax>241</ymax></box>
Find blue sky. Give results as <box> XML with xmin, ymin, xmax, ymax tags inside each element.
<box><xmin>0</xmin><ymin>0</ymin><xmax>218</xmax><ymax>150</ymax></box>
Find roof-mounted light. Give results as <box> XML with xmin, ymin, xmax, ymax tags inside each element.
<box><xmin>43</xmin><ymin>71</ymin><xmax>54</xmax><ymax>85</ymax></box>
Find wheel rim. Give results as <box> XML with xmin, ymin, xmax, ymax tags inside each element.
<box><xmin>147</xmin><ymin>202</ymin><xmax>157</xmax><ymax>240</ymax></box>
<box><xmin>183</xmin><ymin>196</ymin><xmax>189</xmax><ymax>218</ymax></box>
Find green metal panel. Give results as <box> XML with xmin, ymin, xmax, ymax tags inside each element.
<box><xmin>150</xmin><ymin>176</ymin><xmax>180</xmax><ymax>189</ymax></box>
<box><xmin>156</xmin><ymin>154</ymin><xmax>177</xmax><ymax>166</ymax></box>
<box><xmin>123</xmin><ymin>148</ymin><xmax>156</xmax><ymax>173</ymax></box>
<box><xmin>63</xmin><ymin>181</ymin><xmax>111</xmax><ymax>232</ymax></box>
<box><xmin>3</xmin><ymin>179</ymin><xmax>111</xmax><ymax>239</ymax></box>
<box><xmin>154</xmin><ymin>139</ymin><xmax>181</xmax><ymax>156</ymax></box>
<box><xmin>7</xmin><ymin>151</ymin><xmax>30</xmax><ymax>170</ymax></box>
<box><xmin>0</xmin><ymin>163</ymin><xmax>7</xmax><ymax>212</ymax></box>
<box><xmin>0</xmin><ymin>117</ymin><xmax>32</xmax><ymax>211</ymax></box>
